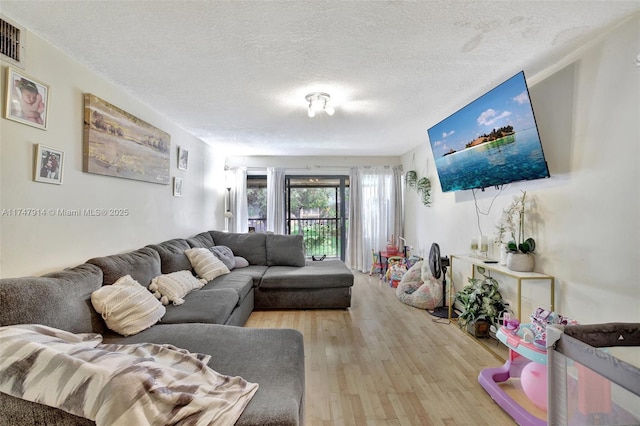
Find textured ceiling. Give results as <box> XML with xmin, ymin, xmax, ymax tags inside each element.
<box><xmin>1</xmin><ymin>1</ymin><xmax>639</xmax><ymax>157</ymax></box>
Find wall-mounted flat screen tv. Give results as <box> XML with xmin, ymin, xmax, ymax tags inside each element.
<box><xmin>427</xmin><ymin>71</ymin><xmax>549</xmax><ymax>192</ymax></box>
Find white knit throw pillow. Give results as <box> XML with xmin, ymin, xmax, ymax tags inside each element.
<box><xmin>149</xmin><ymin>270</ymin><xmax>207</xmax><ymax>306</ymax></box>
<box><xmin>91</xmin><ymin>275</ymin><xmax>165</xmax><ymax>336</ymax></box>
<box><xmin>185</xmin><ymin>248</ymin><xmax>230</xmax><ymax>282</ymax></box>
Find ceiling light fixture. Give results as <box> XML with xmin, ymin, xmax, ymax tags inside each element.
<box><xmin>305</xmin><ymin>92</ymin><xmax>335</xmax><ymax>117</ymax></box>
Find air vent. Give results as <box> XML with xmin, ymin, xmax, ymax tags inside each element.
<box><xmin>0</xmin><ymin>16</ymin><xmax>25</xmax><ymax>67</ymax></box>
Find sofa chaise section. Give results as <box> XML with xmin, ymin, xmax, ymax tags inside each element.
<box><xmin>208</xmin><ymin>230</ymin><xmax>355</xmax><ymax>310</ymax></box>
<box><xmin>256</xmin><ymin>260</ymin><xmax>354</xmax><ymax>309</ymax></box>
<box><xmin>105</xmin><ymin>324</ymin><xmax>305</xmax><ymax>426</ymax></box>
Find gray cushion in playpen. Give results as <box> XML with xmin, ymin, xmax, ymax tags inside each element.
<box><xmin>395</xmin><ymin>260</ymin><xmax>443</xmax><ymax>310</ymax></box>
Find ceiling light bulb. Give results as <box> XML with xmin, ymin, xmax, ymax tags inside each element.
<box><xmin>308</xmin><ymin>107</ymin><xmax>316</xmax><ymax>118</ymax></box>
<box><xmin>325</xmin><ymin>105</ymin><xmax>335</xmax><ymax>116</ymax></box>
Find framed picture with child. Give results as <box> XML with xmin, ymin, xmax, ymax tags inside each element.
<box><xmin>4</xmin><ymin>67</ymin><xmax>49</xmax><ymax>130</ymax></box>
<box><xmin>34</xmin><ymin>144</ymin><xmax>64</xmax><ymax>184</ymax></box>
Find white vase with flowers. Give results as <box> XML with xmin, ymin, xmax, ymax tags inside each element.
<box><xmin>495</xmin><ymin>191</ymin><xmax>536</xmax><ymax>272</ymax></box>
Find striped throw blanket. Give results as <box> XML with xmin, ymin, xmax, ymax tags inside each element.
<box><xmin>0</xmin><ymin>324</ymin><xmax>258</xmax><ymax>425</ymax></box>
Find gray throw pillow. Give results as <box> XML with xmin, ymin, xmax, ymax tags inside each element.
<box><xmin>266</xmin><ymin>234</ymin><xmax>306</xmax><ymax>267</ymax></box>
<box><xmin>234</xmin><ymin>256</ymin><xmax>249</xmax><ymax>268</ymax></box>
<box><xmin>209</xmin><ymin>246</ymin><xmax>236</xmax><ymax>270</ymax></box>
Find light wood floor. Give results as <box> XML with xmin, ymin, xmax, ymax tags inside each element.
<box><xmin>246</xmin><ymin>272</ymin><xmax>518</xmax><ymax>425</ymax></box>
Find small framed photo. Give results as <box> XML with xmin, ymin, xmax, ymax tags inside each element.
<box><xmin>173</xmin><ymin>177</ymin><xmax>183</xmax><ymax>197</ymax></box>
<box><xmin>5</xmin><ymin>67</ymin><xmax>49</xmax><ymax>130</ymax></box>
<box><xmin>178</xmin><ymin>146</ymin><xmax>189</xmax><ymax>171</ymax></box>
<box><xmin>34</xmin><ymin>144</ymin><xmax>64</xmax><ymax>184</ymax></box>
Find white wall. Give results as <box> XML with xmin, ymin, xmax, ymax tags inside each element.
<box><xmin>0</xmin><ymin>28</ymin><xmax>224</xmax><ymax>278</ymax></box>
<box><xmin>402</xmin><ymin>15</ymin><xmax>640</xmax><ymax>324</ymax></box>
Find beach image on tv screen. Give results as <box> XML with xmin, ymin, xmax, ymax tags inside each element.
<box><xmin>427</xmin><ymin>71</ymin><xmax>549</xmax><ymax>192</ymax></box>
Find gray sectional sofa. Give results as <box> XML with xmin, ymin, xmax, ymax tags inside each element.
<box><xmin>0</xmin><ymin>230</ymin><xmax>354</xmax><ymax>426</ymax></box>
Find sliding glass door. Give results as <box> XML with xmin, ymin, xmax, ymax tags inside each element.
<box><xmin>286</xmin><ymin>176</ymin><xmax>349</xmax><ymax>261</ymax></box>
<box><xmin>246</xmin><ymin>175</ymin><xmax>349</xmax><ymax>260</ymax></box>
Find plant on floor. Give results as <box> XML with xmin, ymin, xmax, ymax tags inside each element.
<box><xmin>455</xmin><ymin>267</ymin><xmax>507</xmax><ymax>331</ymax></box>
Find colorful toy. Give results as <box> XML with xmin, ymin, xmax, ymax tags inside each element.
<box><xmin>369</xmin><ymin>249</ymin><xmax>384</xmax><ymax>277</ymax></box>
<box><xmin>478</xmin><ymin>322</ymin><xmax>548</xmax><ymax>426</ymax></box>
<box><xmin>521</xmin><ymin>361</ymin><xmax>548</xmax><ymax>410</ymax></box>
<box><xmin>385</xmin><ymin>259</ymin><xmax>407</xmax><ymax>288</ymax></box>
<box><xmin>530</xmin><ymin>307</ymin><xmax>576</xmax><ymax>343</ymax></box>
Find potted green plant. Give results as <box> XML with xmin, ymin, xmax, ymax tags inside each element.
<box><xmin>405</xmin><ymin>170</ymin><xmax>418</xmax><ymax>189</ymax></box>
<box><xmin>496</xmin><ymin>191</ymin><xmax>536</xmax><ymax>271</ymax></box>
<box><xmin>455</xmin><ymin>267</ymin><xmax>507</xmax><ymax>337</ymax></box>
<box><xmin>416</xmin><ymin>177</ymin><xmax>432</xmax><ymax>207</ymax></box>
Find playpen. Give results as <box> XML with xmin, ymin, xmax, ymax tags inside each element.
<box><xmin>480</xmin><ymin>323</ymin><xmax>640</xmax><ymax>425</ymax></box>
<box><xmin>547</xmin><ymin>323</ymin><xmax>640</xmax><ymax>425</ymax></box>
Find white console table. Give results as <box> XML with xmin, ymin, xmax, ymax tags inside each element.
<box><xmin>448</xmin><ymin>255</ymin><xmax>555</xmax><ymax>322</ymax></box>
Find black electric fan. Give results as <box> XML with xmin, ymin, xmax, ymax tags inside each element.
<box><xmin>427</xmin><ymin>243</ymin><xmax>457</xmax><ymax>319</ymax></box>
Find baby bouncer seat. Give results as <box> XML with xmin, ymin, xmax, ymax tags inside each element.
<box><xmin>395</xmin><ymin>243</ymin><xmax>444</xmax><ymax>310</ymax></box>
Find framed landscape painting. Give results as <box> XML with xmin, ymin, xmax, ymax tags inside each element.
<box><xmin>83</xmin><ymin>93</ymin><xmax>170</xmax><ymax>184</ymax></box>
<box><xmin>5</xmin><ymin>67</ymin><xmax>49</xmax><ymax>130</ymax></box>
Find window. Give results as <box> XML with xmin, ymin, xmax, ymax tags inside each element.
<box><xmin>287</xmin><ymin>176</ymin><xmax>349</xmax><ymax>260</ymax></box>
<box><xmin>246</xmin><ymin>174</ymin><xmax>350</xmax><ymax>260</ymax></box>
<box><xmin>247</xmin><ymin>176</ymin><xmax>267</xmax><ymax>232</ymax></box>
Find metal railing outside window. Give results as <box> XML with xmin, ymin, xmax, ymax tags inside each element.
<box><xmin>246</xmin><ymin>175</ymin><xmax>349</xmax><ymax>260</ymax></box>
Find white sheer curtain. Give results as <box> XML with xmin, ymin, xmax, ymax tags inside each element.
<box><xmin>266</xmin><ymin>167</ymin><xmax>286</xmax><ymax>234</ymax></box>
<box><xmin>346</xmin><ymin>167</ymin><xmax>363</xmax><ymax>270</ymax></box>
<box><xmin>230</xmin><ymin>167</ymin><xmax>248</xmax><ymax>233</ymax></box>
<box><xmin>346</xmin><ymin>166</ymin><xmax>403</xmax><ymax>272</ymax></box>
<box><xmin>392</xmin><ymin>166</ymin><xmax>404</xmax><ymax>246</ymax></box>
